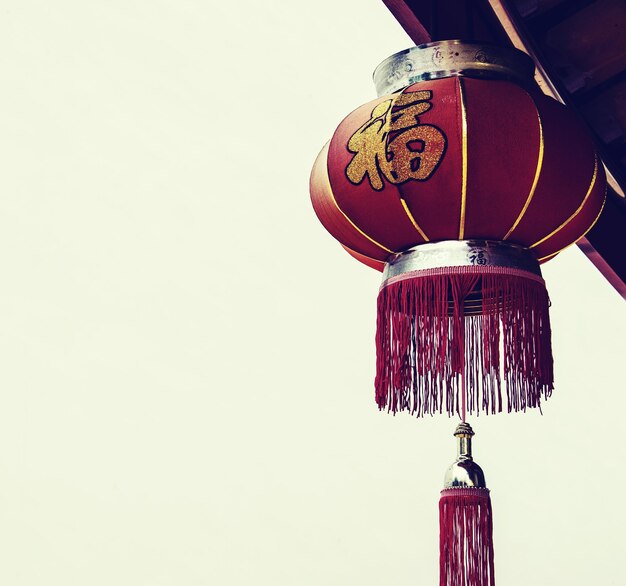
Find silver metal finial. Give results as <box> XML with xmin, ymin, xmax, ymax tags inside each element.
<box><xmin>443</xmin><ymin>422</ymin><xmax>487</xmax><ymax>489</ymax></box>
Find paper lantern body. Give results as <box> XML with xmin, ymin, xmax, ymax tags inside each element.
<box><xmin>311</xmin><ymin>76</ymin><xmax>605</xmax><ymax>268</ymax></box>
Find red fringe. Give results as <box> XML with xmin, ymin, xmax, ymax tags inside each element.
<box><xmin>375</xmin><ymin>268</ymin><xmax>553</xmax><ymax>416</ymax></box>
<box><xmin>439</xmin><ymin>488</ymin><xmax>495</xmax><ymax>586</ymax></box>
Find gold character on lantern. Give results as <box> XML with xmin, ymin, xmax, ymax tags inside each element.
<box><xmin>345</xmin><ymin>90</ymin><xmax>447</xmax><ymax>191</ymax></box>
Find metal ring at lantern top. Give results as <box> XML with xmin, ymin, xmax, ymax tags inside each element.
<box><xmin>373</xmin><ymin>40</ymin><xmax>536</xmax><ymax>97</ymax></box>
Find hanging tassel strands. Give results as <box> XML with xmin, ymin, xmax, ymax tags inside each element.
<box><xmin>375</xmin><ymin>241</ymin><xmax>553</xmax><ymax>418</ymax></box>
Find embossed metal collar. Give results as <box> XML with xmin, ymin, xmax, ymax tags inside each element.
<box><xmin>382</xmin><ymin>240</ymin><xmax>542</xmax><ymax>282</ymax></box>
<box><xmin>373</xmin><ymin>40</ymin><xmax>535</xmax><ymax>97</ymax></box>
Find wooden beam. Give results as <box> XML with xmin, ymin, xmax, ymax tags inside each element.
<box><xmin>383</xmin><ymin>0</ymin><xmax>511</xmax><ymax>44</ymax></box>
<box><xmin>579</xmin><ymin>193</ymin><xmax>626</xmax><ymax>298</ymax></box>
<box><xmin>381</xmin><ymin>0</ymin><xmax>431</xmax><ymax>44</ymax></box>
<box><xmin>382</xmin><ymin>0</ymin><xmax>626</xmax><ymax>298</ymax></box>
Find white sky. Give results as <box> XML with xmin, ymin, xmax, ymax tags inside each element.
<box><xmin>0</xmin><ymin>1</ymin><xmax>624</xmax><ymax>585</ymax></box>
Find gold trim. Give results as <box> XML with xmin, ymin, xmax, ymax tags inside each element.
<box><xmin>538</xmin><ymin>252</ymin><xmax>558</xmax><ymax>263</ymax></box>
<box><xmin>343</xmin><ymin>244</ymin><xmax>385</xmax><ymax>266</ymax></box>
<box><xmin>322</xmin><ymin>150</ymin><xmax>395</xmax><ymax>254</ymax></box>
<box><xmin>530</xmin><ymin>156</ymin><xmax>599</xmax><ymax>249</ymax></box>
<box><xmin>503</xmin><ymin>99</ymin><xmax>544</xmax><ymax>240</ymax></box>
<box><xmin>458</xmin><ymin>77</ymin><xmax>468</xmax><ymax>239</ymax></box>
<box><xmin>400</xmin><ymin>198</ymin><xmax>430</xmax><ymax>241</ymax></box>
<box><xmin>537</xmin><ymin>186</ymin><xmax>606</xmax><ymax>261</ymax></box>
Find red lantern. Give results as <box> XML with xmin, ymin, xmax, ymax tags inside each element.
<box><xmin>310</xmin><ymin>41</ymin><xmax>608</xmax><ymax>586</ymax></box>
<box><xmin>310</xmin><ymin>42</ymin><xmax>606</xmax><ymax>419</ymax></box>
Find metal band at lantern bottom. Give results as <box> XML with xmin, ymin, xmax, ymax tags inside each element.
<box><xmin>381</xmin><ymin>240</ymin><xmax>544</xmax><ymax>316</ymax></box>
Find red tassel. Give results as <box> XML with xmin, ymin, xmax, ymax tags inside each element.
<box><xmin>439</xmin><ymin>488</ymin><xmax>495</xmax><ymax>586</ymax></box>
<box><xmin>375</xmin><ymin>267</ymin><xmax>553</xmax><ymax>417</ymax></box>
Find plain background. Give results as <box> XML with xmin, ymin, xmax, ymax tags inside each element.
<box><xmin>0</xmin><ymin>1</ymin><xmax>624</xmax><ymax>584</ymax></box>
